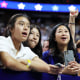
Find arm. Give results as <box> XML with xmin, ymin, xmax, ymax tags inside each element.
<box><xmin>0</xmin><ymin>52</ymin><xmax>31</xmax><ymax>71</ymax></box>
<box><xmin>18</xmin><ymin>57</ymin><xmax>64</xmax><ymax>74</ymax></box>
<box><xmin>68</xmin><ymin>9</ymin><xmax>79</xmax><ymax>43</ymax></box>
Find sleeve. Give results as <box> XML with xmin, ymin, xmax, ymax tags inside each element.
<box><xmin>0</xmin><ymin>36</ymin><xmax>9</xmax><ymax>53</ymax></box>
<box><xmin>25</xmin><ymin>47</ymin><xmax>38</xmax><ymax>60</ymax></box>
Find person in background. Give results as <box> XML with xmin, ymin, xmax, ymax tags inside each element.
<box><xmin>42</xmin><ymin>40</ymin><xmax>49</xmax><ymax>53</ymax></box>
<box><xmin>76</xmin><ymin>40</ymin><xmax>80</xmax><ymax>63</ymax></box>
<box><xmin>23</xmin><ymin>24</ymin><xmax>42</xmax><ymax>58</ymax></box>
<box><xmin>0</xmin><ymin>13</ymin><xmax>62</xmax><ymax>75</ymax></box>
<box><xmin>42</xmin><ymin>40</ymin><xmax>50</xmax><ymax>57</ymax></box>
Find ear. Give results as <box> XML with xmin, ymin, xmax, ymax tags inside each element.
<box><xmin>9</xmin><ymin>27</ymin><xmax>14</xmax><ymax>34</ymax></box>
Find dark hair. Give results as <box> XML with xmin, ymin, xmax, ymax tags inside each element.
<box><xmin>23</xmin><ymin>24</ymin><xmax>42</xmax><ymax>58</ymax></box>
<box><xmin>77</xmin><ymin>43</ymin><xmax>80</xmax><ymax>48</ymax></box>
<box><xmin>49</xmin><ymin>23</ymin><xmax>76</xmax><ymax>64</ymax></box>
<box><xmin>76</xmin><ymin>40</ymin><xmax>80</xmax><ymax>48</ymax></box>
<box><xmin>4</xmin><ymin>13</ymin><xmax>30</xmax><ymax>37</ymax></box>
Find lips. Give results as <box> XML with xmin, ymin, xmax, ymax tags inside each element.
<box><xmin>61</xmin><ymin>37</ymin><xmax>67</xmax><ymax>40</ymax></box>
<box><xmin>22</xmin><ymin>32</ymin><xmax>27</xmax><ymax>37</ymax></box>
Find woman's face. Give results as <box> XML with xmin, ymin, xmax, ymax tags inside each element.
<box><xmin>55</xmin><ymin>25</ymin><xmax>70</xmax><ymax>46</ymax></box>
<box><xmin>10</xmin><ymin>16</ymin><xmax>30</xmax><ymax>42</ymax></box>
<box><xmin>27</xmin><ymin>28</ymin><xmax>40</xmax><ymax>48</ymax></box>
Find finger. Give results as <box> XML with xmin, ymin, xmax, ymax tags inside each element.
<box><xmin>69</xmin><ymin>61</ymin><xmax>77</xmax><ymax>64</ymax></box>
<box><xmin>49</xmin><ymin>65</ymin><xmax>59</xmax><ymax>69</ymax></box>
<box><xmin>72</xmin><ymin>67</ymin><xmax>80</xmax><ymax>71</ymax></box>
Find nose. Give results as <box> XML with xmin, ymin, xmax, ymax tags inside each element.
<box><xmin>33</xmin><ymin>34</ymin><xmax>37</xmax><ymax>40</ymax></box>
<box><xmin>62</xmin><ymin>31</ymin><xmax>66</xmax><ymax>35</ymax></box>
<box><xmin>24</xmin><ymin>25</ymin><xmax>29</xmax><ymax>30</ymax></box>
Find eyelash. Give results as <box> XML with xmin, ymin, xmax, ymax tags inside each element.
<box><xmin>30</xmin><ymin>33</ymin><xmax>39</xmax><ymax>37</ymax></box>
<box><xmin>58</xmin><ymin>31</ymin><xmax>68</xmax><ymax>33</ymax></box>
<box><xmin>19</xmin><ymin>23</ymin><xmax>30</xmax><ymax>28</ymax></box>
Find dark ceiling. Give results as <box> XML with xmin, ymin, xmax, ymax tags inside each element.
<box><xmin>3</xmin><ymin>0</ymin><xmax>80</xmax><ymax>4</ymax></box>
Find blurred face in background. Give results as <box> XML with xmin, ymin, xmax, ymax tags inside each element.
<box><xmin>43</xmin><ymin>40</ymin><xmax>49</xmax><ymax>52</ymax></box>
<box><xmin>27</xmin><ymin>27</ymin><xmax>40</xmax><ymax>48</ymax></box>
<box><xmin>76</xmin><ymin>40</ymin><xmax>80</xmax><ymax>53</ymax></box>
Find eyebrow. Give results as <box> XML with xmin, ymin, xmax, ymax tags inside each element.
<box><xmin>18</xmin><ymin>21</ymin><xmax>30</xmax><ymax>24</ymax></box>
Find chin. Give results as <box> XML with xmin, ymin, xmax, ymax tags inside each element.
<box><xmin>22</xmin><ymin>39</ymin><xmax>27</xmax><ymax>42</ymax></box>
<box><xmin>31</xmin><ymin>46</ymin><xmax>35</xmax><ymax>49</ymax></box>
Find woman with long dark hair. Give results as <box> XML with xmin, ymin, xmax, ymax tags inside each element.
<box><xmin>23</xmin><ymin>24</ymin><xmax>42</xmax><ymax>58</ymax></box>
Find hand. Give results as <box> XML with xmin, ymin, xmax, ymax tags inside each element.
<box><xmin>70</xmin><ymin>9</ymin><xmax>79</xmax><ymax>18</ymax></box>
<box><xmin>62</xmin><ymin>64</ymin><xmax>80</xmax><ymax>75</ymax></box>
<box><xmin>69</xmin><ymin>61</ymin><xmax>80</xmax><ymax>71</ymax></box>
<box><xmin>48</xmin><ymin>64</ymin><xmax>64</xmax><ymax>75</ymax></box>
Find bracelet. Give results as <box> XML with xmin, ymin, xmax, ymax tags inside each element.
<box><xmin>69</xmin><ymin>23</ymin><xmax>75</xmax><ymax>24</ymax></box>
<box><xmin>26</xmin><ymin>59</ymin><xmax>31</xmax><ymax>68</ymax></box>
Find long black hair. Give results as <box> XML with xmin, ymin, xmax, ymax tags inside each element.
<box><xmin>23</xmin><ymin>24</ymin><xmax>42</xmax><ymax>58</ymax></box>
<box><xmin>49</xmin><ymin>23</ymin><xmax>77</xmax><ymax>64</ymax></box>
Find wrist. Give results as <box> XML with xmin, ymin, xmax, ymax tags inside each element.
<box><xmin>69</xmin><ymin>23</ymin><xmax>75</xmax><ymax>24</ymax></box>
<box><xmin>26</xmin><ymin>59</ymin><xmax>31</xmax><ymax>68</ymax></box>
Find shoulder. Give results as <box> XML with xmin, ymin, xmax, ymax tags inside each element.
<box><xmin>0</xmin><ymin>36</ymin><xmax>10</xmax><ymax>53</ymax></box>
<box><xmin>0</xmin><ymin>36</ymin><xmax>8</xmax><ymax>44</ymax></box>
<box><xmin>24</xmin><ymin>47</ymin><xmax>32</xmax><ymax>51</ymax></box>
<box><xmin>23</xmin><ymin>47</ymin><xmax>38</xmax><ymax>58</ymax></box>
<box><xmin>0</xmin><ymin>36</ymin><xmax>7</xmax><ymax>40</ymax></box>
<box><xmin>42</xmin><ymin>50</ymin><xmax>51</xmax><ymax>59</ymax></box>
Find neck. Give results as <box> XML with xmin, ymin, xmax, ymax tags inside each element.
<box><xmin>57</xmin><ymin>44</ymin><xmax>68</xmax><ymax>53</ymax></box>
<box><xmin>11</xmin><ymin>37</ymin><xmax>21</xmax><ymax>51</ymax></box>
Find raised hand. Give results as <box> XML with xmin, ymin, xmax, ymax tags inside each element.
<box><xmin>70</xmin><ymin>9</ymin><xmax>79</xmax><ymax>18</ymax></box>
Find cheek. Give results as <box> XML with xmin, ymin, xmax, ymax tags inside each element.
<box><xmin>37</xmin><ymin>37</ymin><xmax>39</xmax><ymax>43</ymax></box>
<box><xmin>29</xmin><ymin>35</ymin><xmax>33</xmax><ymax>40</ymax></box>
<box><xmin>67</xmin><ymin>33</ymin><xmax>70</xmax><ymax>40</ymax></box>
<box><xmin>15</xmin><ymin>27</ymin><xmax>21</xmax><ymax>34</ymax></box>
<box><xmin>68</xmin><ymin>35</ymin><xmax>70</xmax><ymax>42</ymax></box>
<box><xmin>55</xmin><ymin>34</ymin><xmax>59</xmax><ymax>41</ymax></box>
<box><xmin>28</xmin><ymin>36</ymin><xmax>32</xmax><ymax>41</ymax></box>
<box><xmin>28</xmin><ymin>29</ymin><xmax>30</xmax><ymax>35</ymax></box>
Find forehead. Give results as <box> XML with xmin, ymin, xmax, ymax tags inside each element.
<box><xmin>56</xmin><ymin>25</ymin><xmax>68</xmax><ymax>30</ymax></box>
<box><xmin>31</xmin><ymin>28</ymin><xmax>39</xmax><ymax>33</ymax></box>
<box><xmin>16</xmin><ymin>16</ymin><xmax>30</xmax><ymax>24</ymax></box>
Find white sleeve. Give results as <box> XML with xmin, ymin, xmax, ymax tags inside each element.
<box><xmin>25</xmin><ymin>47</ymin><xmax>38</xmax><ymax>60</ymax></box>
<box><xmin>0</xmin><ymin>36</ymin><xmax>9</xmax><ymax>53</ymax></box>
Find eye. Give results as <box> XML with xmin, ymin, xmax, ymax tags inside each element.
<box><xmin>27</xmin><ymin>25</ymin><xmax>30</xmax><ymax>28</ymax></box>
<box><xmin>58</xmin><ymin>30</ymin><xmax>62</xmax><ymax>33</ymax></box>
<box><xmin>36</xmin><ymin>34</ymin><xmax>40</xmax><ymax>37</ymax></box>
<box><xmin>19</xmin><ymin>23</ymin><xmax>24</xmax><ymax>26</ymax></box>
<box><xmin>65</xmin><ymin>30</ymin><xmax>68</xmax><ymax>33</ymax></box>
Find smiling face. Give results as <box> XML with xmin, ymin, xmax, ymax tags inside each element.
<box><xmin>55</xmin><ymin>25</ymin><xmax>70</xmax><ymax>46</ymax></box>
<box><xmin>10</xmin><ymin>16</ymin><xmax>30</xmax><ymax>43</ymax></box>
<box><xmin>27</xmin><ymin>27</ymin><xmax>40</xmax><ymax>48</ymax></box>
